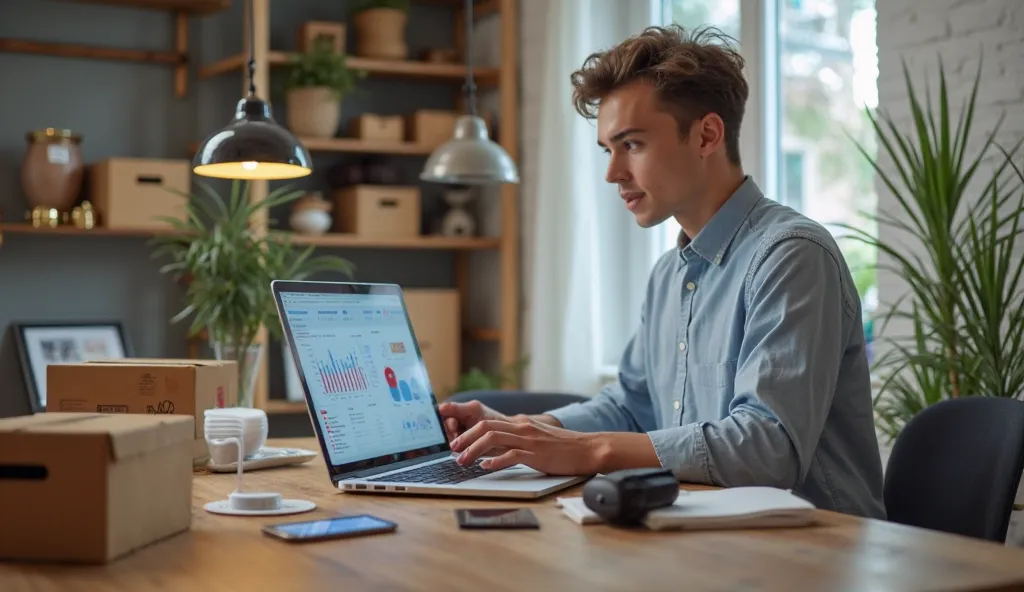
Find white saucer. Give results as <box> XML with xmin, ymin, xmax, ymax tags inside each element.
<box><xmin>204</xmin><ymin>498</ymin><xmax>317</xmax><ymax>516</ymax></box>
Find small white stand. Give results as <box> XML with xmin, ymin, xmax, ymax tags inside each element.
<box><xmin>202</xmin><ymin>418</ymin><xmax>317</xmax><ymax>517</ymax></box>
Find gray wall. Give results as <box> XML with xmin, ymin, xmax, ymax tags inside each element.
<box><xmin>0</xmin><ymin>0</ymin><xmax>477</xmax><ymax>434</ymax></box>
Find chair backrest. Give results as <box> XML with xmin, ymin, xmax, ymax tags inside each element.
<box><xmin>883</xmin><ymin>396</ymin><xmax>1024</xmax><ymax>542</ymax></box>
<box><xmin>445</xmin><ymin>390</ymin><xmax>589</xmax><ymax>417</ymax></box>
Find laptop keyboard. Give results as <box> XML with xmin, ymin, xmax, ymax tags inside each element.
<box><xmin>366</xmin><ymin>459</ymin><xmax>492</xmax><ymax>485</ymax></box>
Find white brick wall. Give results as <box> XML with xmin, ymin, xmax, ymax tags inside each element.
<box><xmin>877</xmin><ymin>0</ymin><xmax>1024</xmax><ymax>546</ymax></box>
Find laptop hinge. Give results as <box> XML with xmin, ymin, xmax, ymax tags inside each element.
<box><xmin>334</xmin><ymin>451</ymin><xmax>453</xmax><ymax>482</ymax></box>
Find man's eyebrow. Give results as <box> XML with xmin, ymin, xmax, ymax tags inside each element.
<box><xmin>597</xmin><ymin>127</ymin><xmax>644</xmax><ymax>148</ymax></box>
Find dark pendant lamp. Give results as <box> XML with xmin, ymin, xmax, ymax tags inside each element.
<box><xmin>420</xmin><ymin>0</ymin><xmax>519</xmax><ymax>185</ymax></box>
<box><xmin>192</xmin><ymin>0</ymin><xmax>312</xmax><ymax>180</ymax></box>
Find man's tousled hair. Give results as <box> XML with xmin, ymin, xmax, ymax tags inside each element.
<box><xmin>571</xmin><ymin>24</ymin><xmax>748</xmax><ymax>165</ymax></box>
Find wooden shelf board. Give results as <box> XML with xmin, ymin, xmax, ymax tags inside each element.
<box><xmin>0</xmin><ymin>223</ymin><xmax>177</xmax><ymax>237</ymax></box>
<box><xmin>200</xmin><ymin>51</ymin><xmax>499</xmax><ymax>86</ymax></box>
<box><xmin>61</xmin><ymin>0</ymin><xmax>231</xmax><ymax>15</ymax></box>
<box><xmin>284</xmin><ymin>233</ymin><xmax>500</xmax><ymax>250</ymax></box>
<box><xmin>0</xmin><ymin>38</ymin><xmax>184</xmax><ymax>65</ymax></box>
<box><xmin>264</xmin><ymin>400</ymin><xmax>307</xmax><ymax>414</ymax></box>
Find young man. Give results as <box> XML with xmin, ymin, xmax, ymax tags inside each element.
<box><xmin>439</xmin><ymin>25</ymin><xmax>886</xmax><ymax>519</ymax></box>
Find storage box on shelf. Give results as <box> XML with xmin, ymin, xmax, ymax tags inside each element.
<box><xmin>332</xmin><ymin>185</ymin><xmax>421</xmax><ymax>237</ymax></box>
<box><xmin>89</xmin><ymin>158</ymin><xmax>190</xmax><ymax>231</ymax></box>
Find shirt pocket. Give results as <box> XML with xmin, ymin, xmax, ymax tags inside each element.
<box><xmin>695</xmin><ymin>360</ymin><xmax>738</xmax><ymax>388</ymax></box>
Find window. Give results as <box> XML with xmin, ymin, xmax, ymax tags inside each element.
<box><xmin>660</xmin><ymin>0</ymin><xmax>879</xmax><ymax>316</ymax></box>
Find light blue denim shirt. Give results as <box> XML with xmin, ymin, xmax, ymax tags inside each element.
<box><xmin>548</xmin><ymin>176</ymin><xmax>886</xmax><ymax>519</ymax></box>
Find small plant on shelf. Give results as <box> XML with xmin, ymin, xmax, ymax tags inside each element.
<box><xmin>284</xmin><ymin>36</ymin><xmax>365</xmax><ymax>139</ymax></box>
<box><xmin>349</xmin><ymin>0</ymin><xmax>410</xmax><ymax>60</ymax></box>
<box><xmin>150</xmin><ymin>179</ymin><xmax>355</xmax><ymax>408</ymax></box>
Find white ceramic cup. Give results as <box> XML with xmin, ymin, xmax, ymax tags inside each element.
<box><xmin>204</xmin><ymin>408</ymin><xmax>268</xmax><ymax>465</ymax></box>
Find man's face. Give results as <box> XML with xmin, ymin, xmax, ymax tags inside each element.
<box><xmin>597</xmin><ymin>80</ymin><xmax>707</xmax><ymax>228</ymax></box>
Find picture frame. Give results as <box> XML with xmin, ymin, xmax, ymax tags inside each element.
<box><xmin>11</xmin><ymin>321</ymin><xmax>133</xmax><ymax>413</ymax></box>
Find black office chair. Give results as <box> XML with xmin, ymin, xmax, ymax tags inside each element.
<box><xmin>445</xmin><ymin>390</ymin><xmax>589</xmax><ymax>417</ymax></box>
<box><xmin>883</xmin><ymin>396</ymin><xmax>1024</xmax><ymax>542</ymax></box>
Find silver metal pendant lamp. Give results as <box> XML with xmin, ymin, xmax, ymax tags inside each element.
<box><xmin>420</xmin><ymin>0</ymin><xmax>519</xmax><ymax>185</ymax></box>
<box><xmin>192</xmin><ymin>0</ymin><xmax>312</xmax><ymax>180</ymax></box>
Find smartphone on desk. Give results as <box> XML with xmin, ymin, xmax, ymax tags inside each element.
<box><xmin>262</xmin><ymin>514</ymin><xmax>397</xmax><ymax>543</ymax></box>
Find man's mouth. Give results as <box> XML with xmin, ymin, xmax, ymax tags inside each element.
<box><xmin>621</xmin><ymin>191</ymin><xmax>645</xmax><ymax>211</ymax></box>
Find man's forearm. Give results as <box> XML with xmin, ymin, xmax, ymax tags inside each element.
<box><xmin>591</xmin><ymin>431</ymin><xmax>662</xmax><ymax>473</ymax></box>
<box><xmin>530</xmin><ymin>414</ymin><xmax>563</xmax><ymax>427</ymax></box>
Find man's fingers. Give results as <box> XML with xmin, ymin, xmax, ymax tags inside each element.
<box><xmin>480</xmin><ymin>449</ymin><xmax>535</xmax><ymax>471</ymax></box>
<box><xmin>450</xmin><ymin>419</ymin><xmax>533</xmax><ymax>452</ymax></box>
<box><xmin>456</xmin><ymin>431</ymin><xmax>533</xmax><ymax>466</ymax></box>
<box><xmin>444</xmin><ymin>417</ymin><xmax>460</xmax><ymax>441</ymax></box>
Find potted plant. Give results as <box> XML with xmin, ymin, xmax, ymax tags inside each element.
<box><xmin>150</xmin><ymin>179</ymin><xmax>356</xmax><ymax>408</ymax></box>
<box><xmin>285</xmin><ymin>36</ymin><xmax>365</xmax><ymax>138</ymax></box>
<box><xmin>841</xmin><ymin>56</ymin><xmax>1024</xmax><ymax>444</ymax></box>
<box><xmin>350</xmin><ymin>0</ymin><xmax>410</xmax><ymax>60</ymax></box>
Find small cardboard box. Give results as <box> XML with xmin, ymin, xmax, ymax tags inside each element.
<box><xmin>46</xmin><ymin>359</ymin><xmax>238</xmax><ymax>462</ymax></box>
<box><xmin>0</xmin><ymin>412</ymin><xmax>195</xmax><ymax>563</ymax></box>
<box><xmin>89</xmin><ymin>157</ymin><xmax>190</xmax><ymax>230</ymax></box>
<box><xmin>333</xmin><ymin>185</ymin><xmax>420</xmax><ymax>237</ymax></box>
<box><xmin>407</xmin><ymin>109</ymin><xmax>459</xmax><ymax>148</ymax></box>
<box><xmin>349</xmin><ymin>113</ymin><xmax>404</xmax><ymax>142</ymax></box>
<box><xmin>404</xmin><ymin>289</ymin><xmax>460</xmax><ymax>398</ymax></box>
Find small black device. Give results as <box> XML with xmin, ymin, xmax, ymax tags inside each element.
<box><xmin>262</xmin><ymin>514</ymin><xmax>397</xmax><ymax>542</ymax></box>
<box><xmin>582</xmin><ymin>468</ymin><xmax>679</xmax><ymax>525</ymax></box>
<box><xmin>454</xmin><ymin>508</ymin><xmax>540</xmax><ymax>529</ymax></box>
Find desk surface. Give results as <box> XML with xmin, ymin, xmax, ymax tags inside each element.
<box><xmin>4</xmin><ymin>437</ymin><xmax>1024</xmax><ymax>591</ymax></box>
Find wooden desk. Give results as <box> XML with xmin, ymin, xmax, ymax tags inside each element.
<box><xmin>4</xmin><ymin>437</ymin><xmax>1024</xmax><ymax>591</ymax></box>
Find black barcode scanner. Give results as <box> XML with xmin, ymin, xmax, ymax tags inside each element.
<box><xmin>582</xmin><ymin>468</ymin><xmax>680</xmax><ymax>525</ymax></box>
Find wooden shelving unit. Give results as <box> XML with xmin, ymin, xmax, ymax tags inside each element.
<box><xmin>0</xmin><ymin>0</ymin><xmax>230</xmax><ymax>98</ymax></box>
<box><xmin>195</xmin><ymin>0</ymin><xmax>521</xmax><ymax>414</ymax></box>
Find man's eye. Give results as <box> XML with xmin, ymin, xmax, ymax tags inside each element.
<box><xmin>624</xmin><ymin>141</ymin><xmax>639</xmax><ymax>151</ymax></box>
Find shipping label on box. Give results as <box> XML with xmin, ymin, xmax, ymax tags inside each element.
<box><xmin>46</xmin><ymin>359</ymin><xmax>237</xmax><ymax>461</ymax></box>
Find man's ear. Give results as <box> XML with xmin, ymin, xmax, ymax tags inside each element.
<box><xmin>698</xmin><ymin>113</ymin><xmax>726</xmax><ymax>157</ymax></box>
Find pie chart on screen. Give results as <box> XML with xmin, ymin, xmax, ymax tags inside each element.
<box><xmin>385</xmin><ymin>367</ymin><xmax>400</xmax><ymax>402</ymax></box>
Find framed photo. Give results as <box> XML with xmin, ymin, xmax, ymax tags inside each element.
<box><xmin>12</xmin><ymin>322</ymin><xmax>132</xmax><ymax>413</ymax></box>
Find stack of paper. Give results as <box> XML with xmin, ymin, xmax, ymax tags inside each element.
<box><xmin>555</xmin><ymin>486</ymin><xmax>816</xmax><ymax>531</ymax></box>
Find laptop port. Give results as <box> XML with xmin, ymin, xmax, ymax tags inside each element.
<box><xmin>395</xmin><ymin>486</ymin><xmax>406</xmax><ymax>491</ymax></box>
<box><xmin>374</xmin><ymin>485</ymin><xmax>385</xmax><ymax>490</ymax></box>
<box><xmin>354</xmin><ymin>484</ymin><xmax>366</xmax><ymax>490</ymax></box>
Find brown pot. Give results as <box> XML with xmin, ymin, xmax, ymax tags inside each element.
<box><xmin>21</xmin><ymin>128</ymin><xmax>83</xmax><ymax>211</ymax></box>
<box><xmin>286</xmin><ymin>87</ymin><xmax>341</xmax><ymax>138</ymax></box>
<box><xmin>354</xmin><ymin>8</ymin><xmax>408</xmax><ymax>60</ymax></box>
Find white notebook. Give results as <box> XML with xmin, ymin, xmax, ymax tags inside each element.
<box><xmin>556</xmin><ymin>486</ymin><xmax>816</xmax><ymax>531</ymax></box>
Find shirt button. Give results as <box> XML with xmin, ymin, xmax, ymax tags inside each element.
<box><xmin>686</xmin><ymin>281</ymin><xmax>696</xmax><ymax>291</ymax></box>
<box><xmin>673</xmin><ymin>400</ymin><xmax>681</xmax><ymax>410</ymax></box>
<box><xmin>679</xmin><ymin>342</ymin><xmax>687</xmax><ymax>352</ymax></box>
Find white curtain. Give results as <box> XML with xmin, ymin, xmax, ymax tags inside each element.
<box><xmin>521</xmin><ymin>0</ymin><xmax>663</xmax><ymax>395</ymax></box>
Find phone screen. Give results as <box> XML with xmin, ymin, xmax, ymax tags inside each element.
<box><xmin>265</xmin><ymin>514</ymin><xmax>396</xmax><ymax>541</ymax></box>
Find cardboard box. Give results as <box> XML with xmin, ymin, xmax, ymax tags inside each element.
<box><xmin>349</xmin><ymin>113</ymin><xmax>404</xmax><ymax>142</ymax></box>
<box><xmin>89</xmin><ymin>157</ymin><xmax>190</xmax><ymax>230</ymax></box>
<box><xmin>333</xmin><ymin>185</ymin><xmax>420</xmax><ymax>237</ymax></box>
<box><xmin>407</xmin><ymin>110</ymin><xmax>459</xmax><ymax>148</ymax></box>
<box><xmin>0</xmin><ymin>412</ymin><xmax>195</xmax><ymax>563</ymax></box>
<box><xmin>404</xmin><ymin>289</ymin><xmax>460</xmax><ymax>398</ymax></box>
<box><xmin>46</xmin><ymin>359</ymin><xmax>238</xmax><ymax>462</ymax></box>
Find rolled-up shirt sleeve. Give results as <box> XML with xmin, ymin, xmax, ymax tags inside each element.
<box><xmin>646</xmin><ymin>237</ymin><xmax>849</xmax><ymax>488</ymax></box>
<box><xmin>546</xmin><ymin>313</ymin><xmax>657</xmax><ymax>434</ymax></box>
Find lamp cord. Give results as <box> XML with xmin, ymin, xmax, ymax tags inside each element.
<box><xmin>246</xmin><ymin>0</ymin><xmax>256</xmax><ymax>97</ymax></box>
<box><xmin>464</xmin><ymin>0</ymin><xmax>476</xmax><ymax>116</ymax></box>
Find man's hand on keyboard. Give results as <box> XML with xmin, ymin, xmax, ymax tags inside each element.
<box><xmin>447</xmin><ymin>417</ymin><xmax>606</xmax><ymax>476</ymax></box>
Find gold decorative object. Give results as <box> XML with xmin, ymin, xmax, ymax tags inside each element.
<box><xmin>26</xmin><ymin>206</ymin><xmax>62</xmax><ymax>228</ymax></box>
<box><xmin>71</xmin><ymin>201</ymin><xmax>96</xmax><ymax>229</ymax></box>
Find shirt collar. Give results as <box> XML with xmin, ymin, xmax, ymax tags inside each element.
<box><xmin>677</xmin><ymin>176</ymin><xmax>763</xmax><ymax>266</ymax></box>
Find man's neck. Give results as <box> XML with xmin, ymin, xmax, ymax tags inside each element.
<box><xmin>675</xmin><ymin>168</ymin><xmax>747</xmax><ymax>242</ymax></box>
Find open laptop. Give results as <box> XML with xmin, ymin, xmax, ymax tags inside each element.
<box><xmin>271</xmin><ymin>280</ymin><xmax>586</xmax><ymax>499</ymax></box>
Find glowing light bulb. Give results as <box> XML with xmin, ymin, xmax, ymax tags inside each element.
<box><xmin>241</xmin><ymin>161</ymin><xmax>259</xmax><ymax>170</ymax></box>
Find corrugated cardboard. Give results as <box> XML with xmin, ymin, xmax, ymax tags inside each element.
<box><xmin>46</xmin><ymin>359</ymin><xmax>237</xmax><ymax>462</ymax></box>
<box><xmin>404</xmin><ymin>289</ymin><xmax>460</xmax><ymax>398</ymax></box>
<box><xmin>0</xmin><ymin>412</ymin><xmax>194</xmax><ymax>563</ymax></box>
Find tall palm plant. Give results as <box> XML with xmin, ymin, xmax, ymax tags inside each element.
<box><xmin>841</xmin><ymin>56</ymin><xmax>1024</xmax><ymax>443</ymax></box>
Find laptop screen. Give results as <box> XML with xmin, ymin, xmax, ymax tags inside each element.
<box><xmin>277</xmin><ymin>287</ymin><xmax>449</xmax><ymax>475</ymax></box>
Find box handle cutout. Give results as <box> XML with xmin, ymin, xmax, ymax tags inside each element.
<box><xmin>378</xmin><ymin>199</ymin><xmax>399</xmax><ymax>208</ymax></box>
<box><xmin>136</xmin><ymin>175</ymin><xmax>164</xmax><ymax>185</ymax></box>
<box><xmin>0</xmin><ymin>464</ymin><xmax>48</xmax><ymax>480</ymax></box>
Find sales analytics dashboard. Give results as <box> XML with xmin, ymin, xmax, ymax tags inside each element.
<box><xmin>279</xmin><ymin>291</ymin><xmax>446</xmax><ymax>467</ymax></box>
